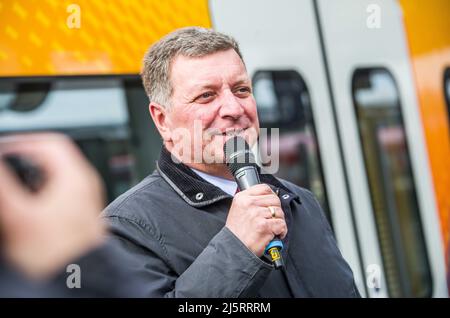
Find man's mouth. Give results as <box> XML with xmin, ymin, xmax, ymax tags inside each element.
<box><xmin>214</xmin><ymin>128</ymin><xmax>246</xmax><ymax>137</ymax></box>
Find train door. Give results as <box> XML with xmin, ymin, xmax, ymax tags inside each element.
<box><xmin>210</xmin><ymin>0</ymin><xmax>366</xmax><ymax>296</ymax></box>
<box><xmin>316</xmin><ymin>0</ymin><xmax>447</xmax><ymax>297</ymax></box>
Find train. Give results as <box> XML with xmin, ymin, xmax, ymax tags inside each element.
<box><xmin>0</xmin><ymin>0</ymin><xmax>449</xmax><ymax>297</ymax></box>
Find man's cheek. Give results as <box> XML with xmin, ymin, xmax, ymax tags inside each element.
<box><xmin>170</xmin><ymin>127</ymin><xmax>193</xmax><ymax>163</ymax></box>
<box><xmin>197</xmin><ymin>107</ymin><xmax>218</xmax><ymax>126</ymax></box>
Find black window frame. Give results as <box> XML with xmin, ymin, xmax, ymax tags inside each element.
<box><xmin>351</xmin><ymin>67</ymin><xmax>433</xmax><ymax>297</ymax></box>
<box><xmin>252</xmin><ymin>69</ymin><xmax>331</xmax><ymax>225</ymax></box>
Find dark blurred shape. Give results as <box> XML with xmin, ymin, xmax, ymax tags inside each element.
<box><xmin>3</xmin><ymin>155</ymin><xmax>45</xmax><ymax>192</ymax></box>
<box><xmin>0</xmin><ymin>82</ymin><xmax>51</xmax><ymax>113</ymax></box>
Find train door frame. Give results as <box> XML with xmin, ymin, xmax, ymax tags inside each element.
<box><xmin>315</xmin><ymin>0</ymin><xmax>447</xmax><ymax>297</ymax></box>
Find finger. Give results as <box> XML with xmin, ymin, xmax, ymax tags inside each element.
<box><xmin>270</xmin><ymin>219</ymin><xmax>288</xmax><ymax>239</ymax></box>
<box><xmin>251</xmin><ymin>194</ymin><xmax>282</xmax><ymax>208</ymax></box>
<box><xmin>260</xmin><ymin>206</ymin><xmax>285</xmax><ymax>220</ymax></box>
<box><xmin>0</xmin><ymin>133</ymin><xmax>88</xmax><ymax>182</ymax></box>
<box><xmin>244</xmin><ymin>184</ymin><xmax>274</xmax><ymax>196</ymax></box>
<box><xmin>0</xmin><ymin>133</ymin><xmax>69</xmax><ymax>173</ymax></box>
<box><xmin>0</xmin><ymin>132</ymin><xmax>69</xmax><ymax>151</ymax></box>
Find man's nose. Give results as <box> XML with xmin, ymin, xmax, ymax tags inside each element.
<box><xmin>218</xmin><ymin>90</ymin><xmax>244</xmax><ymax>119</ymax></box>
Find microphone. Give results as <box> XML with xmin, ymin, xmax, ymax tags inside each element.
<box><xmin>224</xmin><ymin>136</ymin><xmax>284</xmax><ymax>269</ymax></box>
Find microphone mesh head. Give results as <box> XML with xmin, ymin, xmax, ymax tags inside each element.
<box><xmin>223</xmin><ymin>136</ymin><xmax>257</xmax><ymax>175</ymax></box>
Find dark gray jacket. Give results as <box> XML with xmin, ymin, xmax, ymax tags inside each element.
<box><xmin>102</xmin><ymin>147</ymin><xmax>360</xmax><ymax>298</ymax></box>
<box><xmin>0</xmin><ymin>241</ymin><xmax>149</xmax><ymax>297</ymax></box>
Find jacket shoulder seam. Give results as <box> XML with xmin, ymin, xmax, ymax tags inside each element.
<box><xmin>105</xmin><ymin>214</ymin><xmax>176</xmax><ymax>270</ymax></box>
<box><xmin>106</xmin><ymin>176</ymin><xmax>164</xmax><ymax>216</ymax></box>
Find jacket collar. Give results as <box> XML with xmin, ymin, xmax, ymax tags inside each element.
<box><xmin>156</xmin><ymin>146</ymin><xmax>300</xmax><ymax>207</ymax></box>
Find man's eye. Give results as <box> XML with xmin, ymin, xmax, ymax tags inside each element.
<box><xmin>235</xmin><ymin>87</ymin><xmax>251</xmax><ymax>96</ymax></box>
<box><xmin>201</xmin><ymin>92</ymin><xmax>213</xmax><ymax>98</ymax></box>
<box><xmin>195</xmin><ymin>92</ymin><xmax>215</xmax><ymax>102</ymax></box>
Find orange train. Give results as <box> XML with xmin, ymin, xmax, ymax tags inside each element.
<box><xmin>0</xmin><ymin>0</ymin><xmax>449</xmax><ymax>297</ymax></box>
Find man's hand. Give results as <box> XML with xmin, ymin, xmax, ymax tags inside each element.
<box><xmin>0</xmin><ymin>133</ymin><xmax>106</xmax><ymax>279</ymax></box>
<box><xmin>225</xmin><ymin>184</ymin><xmax>287</xmax><ymax>257</ymax></box>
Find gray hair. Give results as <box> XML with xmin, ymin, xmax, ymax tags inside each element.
<box><xmin>140</xmin><ymin>27</ymin><xmax>244</xmax><ymax>108</ymax></box>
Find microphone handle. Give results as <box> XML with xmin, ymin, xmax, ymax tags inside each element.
<box><xmin>234</xmin><ymin>167</ymin><xmax>284</xmax><ymax>270</ymax></box>
<box><xmin>234</xmin><ymin>166</ymin><xmax>260</xmax><ymax>190</ymax></box>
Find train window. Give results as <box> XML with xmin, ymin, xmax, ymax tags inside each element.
<box><xmin>0</xmin><ymin>77</ymin><xmax>154</xmax><ymax>203</ymax></box>
<box><xmin>445</xmin><ymin>68</ymin><xmax>450</xmax><ymax>125</ymax></box>
<box><xmin>253</xmin><ymin>70</ymin><xmax>330</xmax><ymax>223</ymax></box>
<box><xmin>352</xmin><ymin>68</ymin><xmax>432</xmax><ymax>297</ymax></box>
<box><xmin>0</xmin><ymin>79</ymin><xmax>129</xmax><ymax>130</ymax></box>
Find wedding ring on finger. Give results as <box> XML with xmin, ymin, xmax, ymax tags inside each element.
<box><xmin>268</xmin><ymin>206</ymin><xmax>276</xmax><ymax>218</ymax></box>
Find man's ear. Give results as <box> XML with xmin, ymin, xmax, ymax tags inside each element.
<box><xmin>149</xmin><ymin>102</ymin><xmax>171</xmax><ymax>142</ymax></box>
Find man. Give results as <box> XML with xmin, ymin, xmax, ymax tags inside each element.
<box><xmin>103</xmin><ymin>27</ymin><xmax>360</xmax><ymax>297</ymax></box>
<box><xmin>0</xmin><ymin>133</ymin><xmax>146</xmax><ymax>297</ymax></box>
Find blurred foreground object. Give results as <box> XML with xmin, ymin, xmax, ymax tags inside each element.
<box><xmin>0</xmin><ymin>133</ymin><xmax>106</xmax><ymax>279</ymax></box>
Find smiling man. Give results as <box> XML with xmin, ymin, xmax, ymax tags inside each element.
<box><xmin>146</xmin><ymin>35</ymin><xmax>260</xmax><ymax>176</ymax></box>
<box><xmin>102</xmin><ymin>27</ymin><xmax>359</xmax><ymax>297</ymax></box>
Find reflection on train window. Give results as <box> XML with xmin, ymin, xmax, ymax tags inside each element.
<box><xmin>253</xmin><ymin>70</ymin><xmax>330</xmax><ymax>223</ymax></box>
<box><xmin>445</xmin><ymin>68</ymin><xmax>450</xmax><ymax>125</ymax></box>
<box><xmin>0</xmin><ymin>78</ymin><xmax>154</xmax><ymax>203</ymax></box>
<box><xmin>352</xmin><ymin>68</ymin><xmax>432</xmax><ymax>297</ymax></box>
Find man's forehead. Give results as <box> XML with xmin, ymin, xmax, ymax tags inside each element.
<box><xmin>171</xmin><ymin>54</ymin><xmax>249</xmax><ymax>85</ymax></box>
<box><xmin>189</xmin><ymin>71</ymin><xmax>250</xmax><ymax>84</ymax></box>
<box><xmin>172</xmin><ymin>50</ymin><xmax>245</xmax><ymax>72</ymax></box>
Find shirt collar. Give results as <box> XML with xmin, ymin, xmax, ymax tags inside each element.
<box><xmin>191</xmin><ymin>168</ymin><xmax>238</xmax><ymax>197</ymax></box>
<box><xmin>156</xmin><ymin>146</ymin><xmax>300</xmax><ymax>207</ymax></box>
